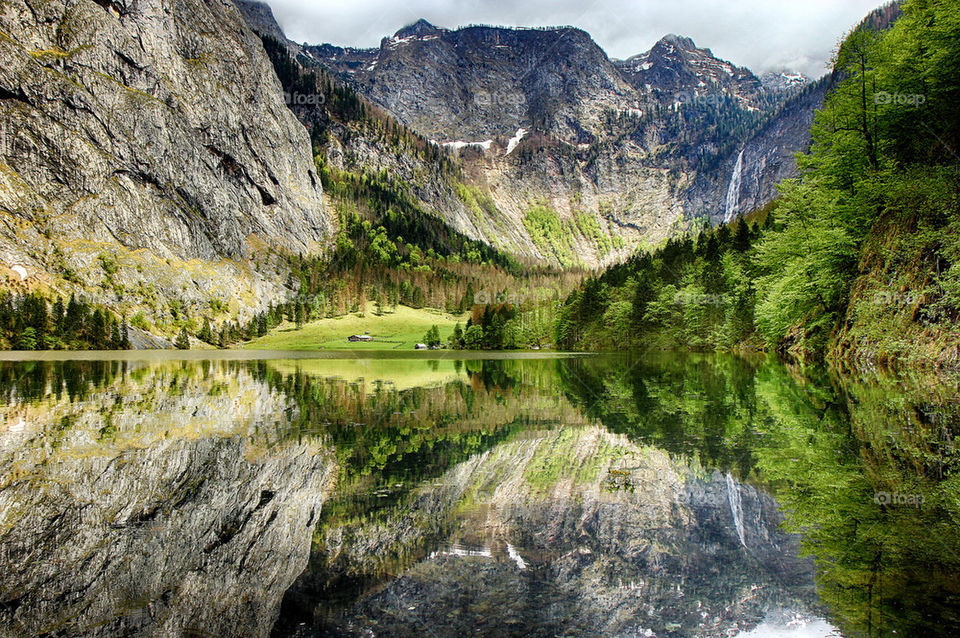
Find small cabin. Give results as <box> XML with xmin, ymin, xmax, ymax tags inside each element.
<box><xmin>348</xmin><ymin>334</ymin><xmax>374</xmax><ymax>342</ymax></box>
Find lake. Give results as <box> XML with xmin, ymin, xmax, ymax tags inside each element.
<box><xmin>0</xmin><ymin>352</ymin><xmax>957</xmax><ymax>637</ymax></box>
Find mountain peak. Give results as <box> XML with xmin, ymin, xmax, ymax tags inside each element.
<box><xmin>760</xmin><ymin>71</ymin><xmax>811</xmax><ymax>92</ymax></box>
<box><xmin>394</xmin><ymin>19</ymin><xmax>443</xmax><ymax>39</ymax></box>
<box><xmin>234</xmin><ymin>0</ymin><xmax>287</xmax><ymax>41</ymax></box>
<box><xmin>656</xmin><ymin>33</ymin><xmax>697</xmax><ymax>50</ymax></box>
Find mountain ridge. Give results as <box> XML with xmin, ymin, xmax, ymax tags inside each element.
<box><xmin>240</xmin><ymin>2</ymin><xmax>826</xmax><ymax>268</ymax></box>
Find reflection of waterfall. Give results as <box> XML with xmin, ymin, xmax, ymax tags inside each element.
<box><xmin>506</xmin><ymin>543</ymin><xmax>527</xmax><ymax>570</ymax></box>
<box><xmin>726</xmin><ymin>472</ymin><xmax>747</xmax><ymax>548</ymax></box>
<box><xmin>724</xmin><ymin>149</ymin><xmax>745</xmax><ymax>223</ymax></box>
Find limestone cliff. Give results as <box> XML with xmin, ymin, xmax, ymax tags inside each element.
<box><xmin>0</xmin><ymin>0</ymin><xmax>331</xmax><ymax>326</ymax></box>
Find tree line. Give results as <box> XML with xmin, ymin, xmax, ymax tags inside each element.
<box><xmin>556</xmin><ymin>0</ymin><xmax>960</xmax><ymax>363</ymax></box>
<box><xmin>0</xmin><ymin>292</ymin><xmax>131</xmax><ymax>350</ymax></box>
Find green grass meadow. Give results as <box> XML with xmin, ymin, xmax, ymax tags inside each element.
<box><xmin>243</xmin><ymin>303</ymin><xmax>466</xmax><ymax>351</ymax></box>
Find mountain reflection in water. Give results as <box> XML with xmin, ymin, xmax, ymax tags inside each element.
<box><xmin>0</xmin><ymin>354</ymin><xmax>957</xmax><ymax>637</ymax></box>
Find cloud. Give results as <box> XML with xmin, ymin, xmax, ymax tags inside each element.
<box><xmin>263</xmin><ymin>0</ymin><xmax>887</xmax><ymax>78</ymax></box>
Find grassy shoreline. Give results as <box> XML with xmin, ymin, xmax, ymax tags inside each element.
<box><xmin>242</xmin><ymin>303</ymin><xmax>467</xmax><ymax>351</ymax></box>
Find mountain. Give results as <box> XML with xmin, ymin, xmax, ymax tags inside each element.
<box><xmin>303</xmin><ymin>20</ymin><xmax>636</xmax><ymax>143</ymax></box>
<box><xmin>279</xmin><ymin>14</ymin><xmax>825</xmax><ymax>263</ymax></box>
<box><xmin>760</xmin><ymin>71</ymin><xmax>812</xmax><ymax>93</ymax></box>
<box><xmin>0</xmin><ymin>0</ymin><xmax>330</xmax><ymax>326</ymax></box>
<box><xmin>0</xmin><ymin>0</ymin><xmax>833</xmax><ymax>348</ymax></box>
<box><xmin>687</xmin><ymin>77</ymin><xmax>830</xmax><ymax>224</ymax></box>
<box><xmin>614</xmin><ymin>34</ymin><xmax>764</xmax><ymax>107</ymax></box>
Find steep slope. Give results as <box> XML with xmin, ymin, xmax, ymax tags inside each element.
<box><xmin>687</xmin><ymin>77</ymin><xmax>830</xmax><ymax>222</ymax></box>
<box><xmin>305</xmin><ymin>21</ymin><xmax>638</xmax><ymax>143</ymax></box>
<box><xmin>0</xmin><ymin>360</ymin><xmax>335</xmax><ymax>637</ymax></box>
<box><xmin>0</xmin><ymin>0</ymin><xmax>330</xmax><ymax>327</ymax></box>
<box><xmin>288</xmin><ymin>425</ymin><xmax>822</xmax><ymax>637</ymax></box>
<box><xmin>235</xmin><ymin>6</ymin><xmax>643</xmax><ymax>267</ymax></box>
<box><xmin>257</xmin><ymin>10</ymin><xmax>828</xmax><ymax>267</ymax></box>
<box><xmin>614</xmin><ymin>34</ymin><xmax>764</xmax><ymax>107</ymax></box>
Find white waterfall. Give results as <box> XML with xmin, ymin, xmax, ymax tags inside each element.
<box><xmin>726</xmin><ymin>472</ymin><xmax>747</xmax><ymax>548</ymax></box>
<box><xmin>723</xmin><ymin>149</ymin><xmax>745</xmax><ymax>223</ymax></box>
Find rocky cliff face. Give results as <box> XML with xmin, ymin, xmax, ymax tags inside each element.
<box><xmin>0</xmin><ymin>0</ymin><xmax>331</xmax><ymax>323</ymax></box>
<box><xmin>306</xmin><ymin>22</ymin><xmax>637</xmax><ymax>144</ymax></box>
<box><xmin>0</xmin><ymin>360</ymin><xmax>335</xmax><ymax>637</ymax></box>
<box><xmin>686</xmin><ymin>77</ymin><xmax>830</xmax><ymax>223</ymax></box>
<box><xmin>614</xmin><ymin>34</ymin><xmax>764</xmax><ymax>107</ymax></box>
<box><xmin>247</xmin><ymin>7</ymin><xmax>825</xmax><ymax>267</ymax></box>
<box><xmin>0</xmin><ymin>0</ymin><xmax>844</xmax><ymax>291</ymax></box>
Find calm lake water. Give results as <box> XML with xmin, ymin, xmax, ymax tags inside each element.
<box><xmin>1</xmin><ymin>352</ymin><xmax>958</xmax><ymax>637</ymax></box>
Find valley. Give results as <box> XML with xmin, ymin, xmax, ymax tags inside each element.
<box><xmin>2</xmin><ymin>1</ymin><xmax>960</xmax><ymax>635</ymax></box>
<box><xmin>0</xmin><ymin>0</ymin><xmax>957</xmax><ymax>371</ymax></box>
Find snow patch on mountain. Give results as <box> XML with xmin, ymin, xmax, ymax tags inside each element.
<box><xmin>505</xmin><ymin>128</ymin><xmax>528</xmax><ymax>155</ymax></box>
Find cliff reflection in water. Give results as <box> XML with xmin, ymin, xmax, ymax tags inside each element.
<box><xmin>0</xmin><ymin>355</ymin><xmax>958</xmax><ymax>637</ymax></box>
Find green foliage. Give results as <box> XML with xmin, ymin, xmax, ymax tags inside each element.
<box><xmin>523</xmin><ymin>204</ymin><xmax>578</xmax><ymax>268</ymax></box>
<box><xmin>423</xmin><ymin>324</ymin><xmax>441</xmax><ymax>348</ymax></box>
<box><xmin>559</xmin><ymin>0</ymin><xmax>960</xmax><ymax>363</ymax></box>
<box><xmin>0</xmin><ymin>292</ymin><xmax>132</xmax><ymax>351</ymax></box>
<box><xmin>98</xmin><ymin>252</ymin><xmax>119</xmax><ymax>276</ymax></box>
<box><xmin>17</xmin><ymin>327</ymin><xmax>37</xmax><ymax>350</ymax></box>
<box><xmin>463</xmin><ymin>324</ymin><xmax>484</xmax><ymax>349</ymax></box>
<box><xmin>574</xmin><ymin>212</ymin><xmax>612</xmax><ymax>257</ymax></box>
<box><xmin>130</xmin><ymin>312</ymin><xmax>150</xmax><ymax>332</ymax></box>
<box><xmin>455</xmin><ymin>183</ymin><xmax>499</xmax><ymax>226</ymax></box>
<box><xmin>753</xmin><ymin>180</ymin><xmax>857</xmax><ymax>353</ymax></box>
<box><xmin>175</xmin><ymin>327</ymin><xmax>190</xmax><ymax>350</ymax></box>
<box><xmin>556</xmin><ymin>225</ymin><xmax>761</xmax><ymax>351</ymax></box>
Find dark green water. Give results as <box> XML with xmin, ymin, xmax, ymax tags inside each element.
<box><xmin>0</xmin><ymin>353</ymin><xmax>957</xmax><ymax>637</ymax></box>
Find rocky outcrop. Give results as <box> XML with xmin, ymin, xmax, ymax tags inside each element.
<box><xmin>305</xmin><ymin>22</ymin><xmax>638</xmax><ymax>143</ymax></box>
<box><xmin>0</xmin><ymin>0</ymin><xmax>331</xmax><ymax>321</ymax></box>
<box><xmin>687</xmin><ymin>77</ymin><xmax>830</xmax><ymax>222</ymax></box>
<box><xmin>614</xmin><ymin>34</ymin><xmax>764</xmax><ymax>107</ymax></box>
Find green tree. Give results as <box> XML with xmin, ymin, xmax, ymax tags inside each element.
<box><xmin>449</xmin><ymin>323</ymin><xmax>464</xmax><ymax>349</ymax></box>
<box><xmin>16</xmin><ymin>327</ymin><xmax>37</xmax><ymax>350</ymax></box>
<box><xmin>464</xmin><ymin>324</ymin><xmax>484</xmax><ymax>349</ymax></box>
<box><xmin>423</xmin><ymin>325</ymin><xmax>441</xmax><ymax>348</ymax></box>
<box><xmin>198</xmin><ymin>317</ymin><xmax>213</xmax><ymax>343</ymax></box>
<box><xmin>110</xmin><ymin>319</ymin><xmax>122</xmax><ymax>349</ymax></box>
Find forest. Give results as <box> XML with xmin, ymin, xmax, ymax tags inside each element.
<box><xmin>557</xmin><ymin>0</ymin><xmax>960</xmax><ymax>365</ymax></box>
<box><xmin>3</xmin><ymin>0</ymin><xmax>957</xmax><ymax>362</ymax></box>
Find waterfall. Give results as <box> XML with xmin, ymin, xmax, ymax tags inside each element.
<box><xmin>725</xmin><ymin>472</ymin><xmax>747</xmax><ymax>548</ymax></box>
<box><xmin>723</xmin><ymin>149</ymin><xmax>745</xmax><ymax>223</ymax></box>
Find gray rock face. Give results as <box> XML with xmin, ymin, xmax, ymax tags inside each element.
<box><xmin>614</xmin><ymin>34</ymin><xmax>763</xmax><ymax>106</ymax></box>
<box><xmin>760</xmin><ymin>71</ymin><xmax>812</xmax><ymax>93</ymax></box>
<box><xmin>284</xmin><ymin>17</ymin><xmax>825</xmax><ymax>263</ymax></box>
<box><xmin>0</xmin><ymin>0</ymin><xmax>330</xmax><ymax>313</ymax></box>
<box><xmin>306</xmin><ymin>21</ymin><xmax>638</xmax><ymax>143</ymax></box>
<box><xmin>687</xmin><ymin>78</ymin><xmax>830</xmax><ymax>223</ymax></box>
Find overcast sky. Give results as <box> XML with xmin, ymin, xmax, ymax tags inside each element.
<box><xmin>263</xmin><ymin>0</ymin><xmax>887</xmax><ymax>78</ymax></box>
